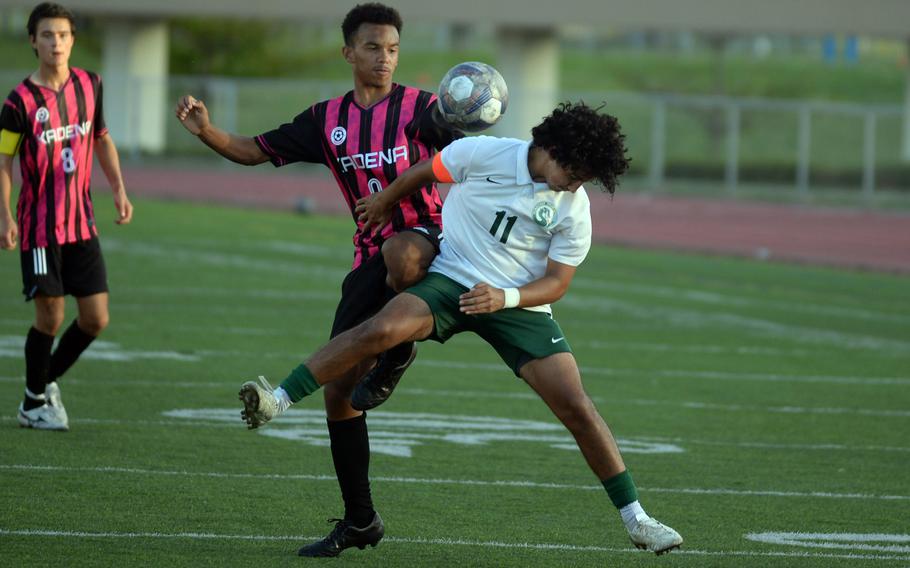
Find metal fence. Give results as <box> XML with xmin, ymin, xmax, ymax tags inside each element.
<box><xmin>2</xmin><ymin>71</ymin><xmax>906</xmax><ymax>196</ymax></box>
<box><xmin>167</xmin><ymin>76</ymin><xmax>910</xmax><ymax>196</ymax></box>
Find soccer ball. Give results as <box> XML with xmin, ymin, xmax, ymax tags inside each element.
<box><xmin>437</xmin><ymin>61</ymin><xmax>508</xmax><ymax>132</ymax></box>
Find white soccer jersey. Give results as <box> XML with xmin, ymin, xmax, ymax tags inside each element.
<box><xmin>430</xmin><ymin>136</ymin><xmax>592</xmax><ymax>313</ymax></box>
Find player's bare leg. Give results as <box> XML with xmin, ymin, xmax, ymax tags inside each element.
<box><xmin>74</xmin><ymin>292</ymin><xmax>110</xmax><ymax>336</ymax></box>
<box><xmin>521</xmin><ymin>354</ymin><xmax>683</xmax><ymax>555</ymax></box>
<box><xmin>381</xmin><ymin>231</ymin><xmax>435</xmax><ymax>293</ymax></box>
<box><xmin>350</xmin><ymin>233</ymin><xmax>435</xmax><ymax>411</ymax></box>
<box><xmin>520</xmin><ymin>353</ymin><xmax>625</xmax><ymax>478</ymax></box>
<box><xmin>308</xmin><ymin>293</ymin><xmax>434</xmax><ymax>384</ymax></box>
<box><xmin>33</xmin><ymin>294</ymin><xmax>65</xmax><ymax>335</ymax></box>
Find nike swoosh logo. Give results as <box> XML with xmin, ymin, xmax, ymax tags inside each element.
<box><xmin>486</xmin><ymin>176</ymin><xmax>502</xmax><ymax>184</ymax></box>
<box><xmin>551</xmin><ymin>337</ymin><xmax>564</xmax><ymax>344</ymax></box>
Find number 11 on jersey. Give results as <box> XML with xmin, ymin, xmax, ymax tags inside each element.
<box><xmin>490</xmin><ymin>210</ymin><xmax>517</xmax><ymax>243</ymax></box>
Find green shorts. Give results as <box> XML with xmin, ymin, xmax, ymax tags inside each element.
<box><xmin>405</xmin><ymin>272</ymin><xmax>572</xmax><ymax>376</ymax></box>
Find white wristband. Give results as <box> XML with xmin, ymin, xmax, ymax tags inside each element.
<box><xmin>502</xmin><ymin>287</ymin><xmax>520</xmax><ymax>309</ymax></box>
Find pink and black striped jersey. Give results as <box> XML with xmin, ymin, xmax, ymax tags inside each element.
<box><xmin>255</xmin><ymin>84</ymin><xmax>460</xmax><ymax>268</ymax></box>
<box><xmin>0</xmin><ymin>67</ymin><xmax>108</xmax><ymax>251</ymax></box>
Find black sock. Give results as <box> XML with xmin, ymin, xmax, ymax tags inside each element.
<box><xmin>48</xmin><ymin>319</ymin><xmax>96</xmax><ymax>382</ymax></box>
<box><xmin>25</xmin><ymin>327</ymin><xmax>54</xmax><ymax>400</ymax></box>
<box><xmin>327</xmin><ymin>413</ymin><xmax>375</xmax><ymax>528</ymax></box>
<box><xmin>384</xmin><ymin>341</ymin><xmax>414</xmax><ymax>365</ymax></box>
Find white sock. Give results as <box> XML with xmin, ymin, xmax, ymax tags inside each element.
<box><xmin>620</xmin><ymin>500</ymin><xmax>647</xmax><ymax>531</ymax></box>
<box><xmin>274</xmin><ymin>386</ymin><xmax>292</xmax><ymax>413</ymax></box>
<box><xmin>25</xmin><ymin>388</ymin><xmax>46</xmax><ymax>402</ymax></box>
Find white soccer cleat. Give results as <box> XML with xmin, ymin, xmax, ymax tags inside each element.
<box><xmin>239</xmin><ymin>376</ymin><xmax>280</xmax><ymax>429</ymax></box>
<box><xmin>45</xmin><ymin>381</ymin><xmax>69</xmax><ymax>428</ymax></box>
<box><xmin>17</xmin><ymin>401</ymin><xmax>69</xmax><ymax>432</ymax></box>
<box><xmin>628</xmin><ymin>514</ymin><xmax>683</xmax><ymax>555</ymax></box>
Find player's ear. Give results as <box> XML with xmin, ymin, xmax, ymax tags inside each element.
<box><xmin>342</xmin><ymin>45</ymin><xmax>355</xmax><ymax>64</ymax></box>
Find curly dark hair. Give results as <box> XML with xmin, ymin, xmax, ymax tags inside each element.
<box><xmin>531</xmin><ymin>101</ymin><xmax>630</xmax><ymax>194</ymax></box>
<box><xmin>342</xmin><ymin>3</ymin><xmax>403</xmax><ymax>46</ymax></box>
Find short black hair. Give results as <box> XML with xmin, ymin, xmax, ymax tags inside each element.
<box><xmin>27</xmin><ymin>2</ymin><xmax>75</xmax><ymax>37</ymax></box>
<box><xmin>531</xmin><ymin>102</ymin><xmax>631</xmax><ymax>195</ymax></box>
<box><xmin>341</xmin><ymin>3</ymin><xmax>402</xmax><ymax>47</ymax></box>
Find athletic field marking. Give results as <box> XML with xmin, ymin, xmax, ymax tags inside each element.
<box><xmin>0</xmin><ymin>336</ymin><xmax>199</xmax><ymax>362</ymax></box>
<box><xmin>573</xmin><ymin>278</ymin><xmax>910</xmax><ymax>325</ymax></box>
<box><xmin>3</xmin><ymin>464</ymin><xmax>908</xmax><ymax>501</ymax></box>
<box><xmin>0</xmin><ymin>409</ymin><xmax>904</xmax><ymax>454</ymax></box>
<box><xmin>103</xmin><ymin>239</ymin><xmax>349</xmax><ymax>281</ymax></box>
<box><xmin>5</xmin><ymin>334</ymin><xmax>904</xmax><ymax>387</ymax></box>
<box><xmin>163</xmin><ymin>408</ymin><xmax>683</xmax><ymax>457</ymax></box>
<box><xmin>413</xmin><ymin>359</ymin><xmax>910</xmax><ymax>386</ymax></box>
<box><xmin>624</xmin><ymin>398</ymin><xmax>910</xmax><ymax>418</ymax></box>
<box><xmin>104</xmin><ymin>240</ymin><xmax>910</xmax><ymax>325</ymax></box>
<box><xmin>398</xmin><ymin>387</ymin><xmax>909</xmax><ymax>418</ymax></box>
<box><xmin>4</xmin><ymin>314</ymin><xmax>893</xmax><ymax>360</ymax></box>
<box><xmin>559</xmin><ymin>295</ymin><xmax>910</xmax><ymax>353</ymax></box>
<box><xmin>745</xmin><ymin>532</ymin><xmax>910</xmax><ymax>554</ymax></box>
<box><xmin>1</xmin><ymin>528</ymin><xmax>908</xmax><ymax>561</ymax></box>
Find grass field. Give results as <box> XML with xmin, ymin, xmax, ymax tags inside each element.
<box><xmin>1</xmin><ymin>198</ymin><xmax>909</xmax><ymax>567</ymax></box>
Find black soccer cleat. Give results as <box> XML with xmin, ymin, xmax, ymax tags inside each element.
<box><xmin>350</xmin><ymin>343</ymin><xmax>417</xmax><ymax>411</ymax></box>
<box><xmin>297</xmin><ymin>512</ymin><xmax>385</xmax><ymax>557</ymax></box>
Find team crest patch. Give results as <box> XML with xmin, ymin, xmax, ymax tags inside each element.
<box><xmin>35</xmin><ymin>107</ymin><xmax>50</xmax><ymax>124</ymax></box>
<box><xmin>532</xmin><ymin>201</ymin><xmax>556</xmax><ymax>228</ymax></box>
<box><xmin>330</xmin><ymin>126</ymin><xmax>347</xmax><ymax>145</ymax></box>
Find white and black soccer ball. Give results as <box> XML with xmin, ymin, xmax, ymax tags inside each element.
<box><xmin>437</xmin><ymin>61</ymin><xmax>508</xmax><ymax>132</ymax></box>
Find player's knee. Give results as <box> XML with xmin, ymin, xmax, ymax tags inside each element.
<box><xmin>34</xmin><ymin>299</ymin><xmax>65</xmax><ymax>335</ymax></box>
<box><xmin>78</xmin><ymin>314</ymin><xmax>108</xmax><ymax>336</ymax></box>
<box><xmin>386</xmin><ymin>264</ymin><xmax>425</xmax><ymax>292</ymax></box>
<box><xmin>382</xmin><ymin>238</ymin><xmax>431</xmax><ymax>292</ymax></box>
<box><xmin>359</xmin><ymin>315</ymin><xmax>406</xmax><ymax>349</ymax></box>
<box><xmin>557</xmin><ymin>395</ymin><xmax>598</xmax><ymax>433</ymax></box>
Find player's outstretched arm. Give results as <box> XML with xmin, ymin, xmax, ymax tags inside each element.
<box><xmin>459</xmin><ymin>259</ymin><xmax>577</xmax><ymax>315</ymax></box>
<box><xmin>95</xmin><ymin>133</ymin><xmax>133</xmax><ymax>225</ymax></box>
<box><xmin>175</xmin><ymin>95</ymin><xmax>268</xmax><ymax>166</ymax></box>
<box><xmin>355</xmin><ymin>158</ymin><xmax>437</xmax><ymax>234</ymax></box>
<box><xmin>0</xmin><ymin>153</ymin><xmax>18</xmax><ymax>250</ymax></box>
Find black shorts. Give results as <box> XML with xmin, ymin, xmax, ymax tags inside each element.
<box><xmin>330</xmin><ymin>226</ymin><xmax>442</xmax><ymax>338</ymax></box>
<box><xmin>20</xmin><ymin>237</ymin><xmax>108</xmax><ymax>301</ymax></box>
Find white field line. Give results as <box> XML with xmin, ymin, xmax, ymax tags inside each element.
<box><xmin>0</xmin><ymin>374</ymin><xmax>906</xmax><ymax>421</ymax></box>
<box><xmin>1</xmin><ymin>317</ymin><xmax>894</xmax><ymax>360</ymax></box>
<box><xmin>115</xmin><ymin>276</ymin><xmax>910</xmax><ymax>327</ymax></box>
<box><xmin>1</xmin><ymin>528</ymin><xmax>908</xmax><ymax>562</ymax></box>
<box><xmin>3</xmin><ymin>335</ymin><xmax>906</xmax><ymax>386</ymax></box>
<box><xmin>412</xmin><ymin>360</ymin><xmax>910</xmax><ymax>386</ymax></box>
<box><xmin>2</xmin><ymin>464</ymin><xmax>908</xmax><ymax>502</ymax></box>
<box><xmin>0</xmin><ymin>410</ymin><xmax>905</xmax><ymax>454</ymax></box>
<box><xmin>100</xmin><ymin>239</ymin><xmax>910</xmax><ymax>326</ymax></box>
<box><xmin>745</xmin><ymin>532</ymin><xmax>910</xmax><ymax>554</ymax></box>
<box><xmin>572</xmin><ymin>278</ymin><xmax>910</xmax><ymax>325</ymax></box>
<box><xmin>108</xmin><ymin>236</ymin><xmax>908</xmax><ymax>328</ymax></box>
<box><xmin>397</xmin><ymin>387</ymin><xmax>910</xmax><ymax>418</ymax></box>
<box><xmin>102</xmin><ymin>239</ymin><xmax>349</xmax><ymax>281</ymax></box>
<box><xmin>558</xmin><ymin>294</ymin><xmax>910</xmax><ymax>353</ymax></box>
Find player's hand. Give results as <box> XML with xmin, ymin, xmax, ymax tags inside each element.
<box><xmin>113</xmin><ymin>190</ymin><xmax>133</xmax><ymax>225</ymax></box>
<box><xmin>175</xmin><ymin>95</ymin><xmax>210</xmax><ymax>135</ymax></box>
<box><xmin>0</xmin><ymin>216</ymin><xmax>17</xmax><ymax>250</ymax></box>
<box><xmin>355</xmin><ymin>193</ymin><xmax>392</xmax><ymax>236</ymax></box>
<box><xmin>459</xmin><ymin>282</ymin><xmax>505</xmax><ymax>315</ymax></box>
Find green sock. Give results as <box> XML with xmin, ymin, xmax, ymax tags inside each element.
<box><xmin>602</xmin><ymin>470</ymin><xmax>639</xmax><ymax>509</ymax></box>
<box><xmin>280</xmin><ymin>363</ymin><xmax>322</xmax><ymax>402</ymax></box>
